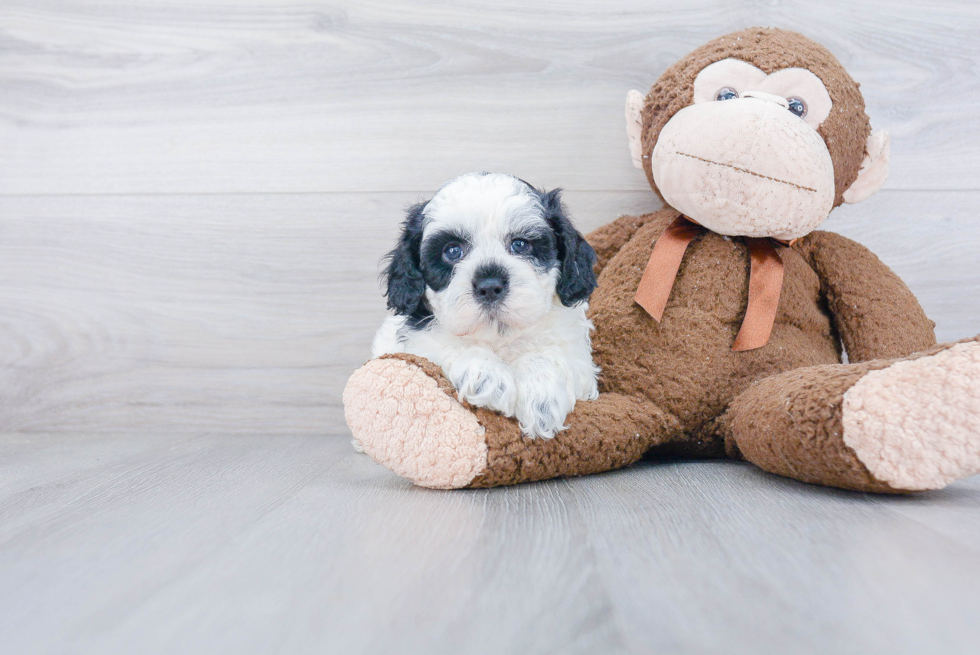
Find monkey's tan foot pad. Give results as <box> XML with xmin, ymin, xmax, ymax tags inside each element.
<box><xmin>343</xmin><ymin>357</ymin><xmax>488</xmax><ymax>489</ymax></box>
<box><xmin>843</xmin><ymin>339</ymin><xmax>980</xmax><ymax>491</ymax></box>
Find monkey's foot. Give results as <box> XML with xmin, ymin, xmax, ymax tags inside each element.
<box><xmin>344</xmin><ymin>354</ymin><xmax>679</xmax><ymax>489</ymax></box>
<box><xmin>343</xmin><ymin>355</ymin><xmax>489</xmax><ymax>489</ymax></box>
<box><xmin>843</xmin><ymin>338</ymin><xmax>980</xmax><ymax>491</ymax></box>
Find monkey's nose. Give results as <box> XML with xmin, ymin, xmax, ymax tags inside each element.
<box><xmin>473</xmin><ymin>277</ymin><xmax>508</xmax><ymax>303</ymax></box>
<box><xmin>742</xmin><ymin>91</ymin><xmax>789</xmax><ymax>109</ymax></box>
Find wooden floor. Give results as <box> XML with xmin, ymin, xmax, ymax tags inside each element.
<box><xmin>1</xmin><ymin>1</ymin><xmax>979</xmax><ymax>653</ymax></box>
<box><xmin>3</xmin><ymin>434</ymin><xmax>980</xmax><ymax>654</ymax></box>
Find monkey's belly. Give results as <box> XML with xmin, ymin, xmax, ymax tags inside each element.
<box><xmin>588</xmin><ymin>224</ymin><xmax>840</xmax><ymax>431</ymax></box>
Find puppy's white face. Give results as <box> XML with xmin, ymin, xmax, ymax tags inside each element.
<box><xmin>419</xmin><ymin>174</ymin><xmax>562</xmax><ymax>336</ymax></box>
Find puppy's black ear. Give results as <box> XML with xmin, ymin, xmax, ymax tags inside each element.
<box><xmin>382</xmin><ymin>202</ymin><xmax>427</xmax><ymax>316</ymax></box>
<box><xmin>541</xmin><ymin>188</ymin><xmax>597</xmax><ymax>306</ymax></box>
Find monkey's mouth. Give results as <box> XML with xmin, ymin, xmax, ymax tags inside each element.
<box><xmin>675</xmin><ymin>152</ymin><xmax>817</xmax><ymax>193</ymax></box>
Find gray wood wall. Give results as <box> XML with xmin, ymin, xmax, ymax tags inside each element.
<box><xmin>1</xmin><ymin>0</ymin><xmax>978</xmax><ymax>436</ymax></box>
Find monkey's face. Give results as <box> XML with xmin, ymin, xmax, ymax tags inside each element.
<box><xmin>629</xmin><ymin>29</ymin><xmax>889</xmax><ymax>239</ymax></box>
<box><xmin>651</xmin><ymin>58</ymin><xmax>837</xmax><ymax>240</ymax></box>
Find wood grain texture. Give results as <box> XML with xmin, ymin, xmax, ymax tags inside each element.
<box><xmin>0</xmin><ymin>0</ymin><xmax>978</xmax><ymax>194</ymax></box>
<box><xmin>1</xmin><ymin>432</ymin><xmax>979</xmax><ymax>655</ymax></box>
<box><xmin>0</xmin><ymin>190</ymin><xmax>975</xmax><ymax>435</ymax></box>
<box><xmin>566</xmin><ymin>462</ymin><xmax>980</xmax><ymax>655</ymax></box>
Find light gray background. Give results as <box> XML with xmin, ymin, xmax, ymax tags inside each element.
<box><xmin>1</xmin><ymin>1</ymin><xmax>978</xmax><ymax>653</ymax></box>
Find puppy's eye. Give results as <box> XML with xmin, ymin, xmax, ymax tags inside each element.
<box><xmin>786</xmin><ymin>97</ymin><xmax>807</xmax><ymax>118</ymax></box>
<box><xmin>509</xmin><ymin>239</ymin><xmax>532</xmax><ymax>255</ymax></box>
<box><xmin>715</xmin><ymin>87</ymin><xmax>738</xmax><ymax>101</ymax></box>
<box><xmin>442</xmin><ymin>243</ymin><xmax>465</xmax><ymax>263</ymax></box>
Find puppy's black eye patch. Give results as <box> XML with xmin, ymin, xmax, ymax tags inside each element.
<box><xmin>509</xmin><ymin>231</ymin><xmax>558</xmax><ymax>269</ymax></box>
<box><xmin>420</xmin><ymin>229</ymin><xmax>469</xmax><ymax>292</ymax></box>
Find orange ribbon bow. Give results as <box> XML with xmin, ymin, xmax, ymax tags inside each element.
<box><xmin>634</xmin><ymin>215</ymin><xmax>793</xmax><ymax>352</ymax></box>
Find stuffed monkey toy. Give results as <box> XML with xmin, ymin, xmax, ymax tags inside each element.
<box><xmin>344</xmin><ymin>28</ymin><xmax>980</xmax><ymax>493</ymax></box>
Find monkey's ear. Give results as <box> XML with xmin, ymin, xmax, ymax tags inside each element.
<box><xmin>542</xmin><ymin>189</ymin><xmax>598</xmax><ymax>307</ymax></box>
<box><xmin>843</xmin><ymin>130</ymin><xmax>891</xmax><ymax>204</ymax></box>
<box><xmin>626</xmin><ymin>90</ymin><xmax>645</xmax><ymax>170</ymax></box>
<box><xmin>382</xmin><ymin>202</ymin><xmax>427</xmax><ymax>316</ymax></box>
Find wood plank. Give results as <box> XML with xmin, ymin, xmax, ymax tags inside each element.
<box><xmin>1</xmin><ymin>0</ymin><xmax>978</xmax><ymax>194</ymax></box>
<box><xmin>1</xmin><ymin>432</ymin><xmax>979</xmax><ymax>654</ymax></box>
<box><xmin>0</xmin><ymin>433</ymin><xmax>625</xmax><ymax>655</ymax></box>
<box><xmin>0</xmin><ymin>190</ymin><xmax>975</xmax><ymax>435</ymax></box>
<box><xmin>568</xmin><ymin>461</ymin><xmax>980</xmax><ymax>655</ymax></box>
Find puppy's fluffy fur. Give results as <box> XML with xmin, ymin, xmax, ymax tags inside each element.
<box><xmin>372</xmin><ymin>172</ymin><xmax>599</xmax><ymax>438</ymax></box>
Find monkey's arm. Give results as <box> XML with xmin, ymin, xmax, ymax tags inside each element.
<box><xmin>797</xmin><ymin>231</ymin><xmax>936</xmax><ymax>362</ymax></box>
<box><xmin>586</xmin><ymin>208</ymin><xmax>676</xmax><ymax>275</ymax></box>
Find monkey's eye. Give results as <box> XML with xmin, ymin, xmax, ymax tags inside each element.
<box><xmin>787</xmin><ymin>97</ymin><xmax>808</xmax><ymax>118</ymax></box>
<box><xmin>715</xmin><ymin>87</ymin><xmax>739</xmax><ymax>101</ymax></box>
<box><xmin>442</xmin><ymin>243</ymin><xmax>465</xmax><ymax>263</ymax></box>
<box><xmin>509</xmin><ymin>238</ymin><xmax>532</xmax><ymax>256</ymax></box>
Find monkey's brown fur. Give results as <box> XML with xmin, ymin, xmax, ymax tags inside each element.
<box><xmin>347</xmin><ymin>28</ymin><xmax>980</xmax><ymax>493</ymax></box>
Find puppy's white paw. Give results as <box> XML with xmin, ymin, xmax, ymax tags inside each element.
<box><xmin>514</xmin><ymin>360</ymin><xmax>575</xmax><ymax>439</ymax></box>
<box><xmin>515</xmin><ymin>397</ymin><xmax>570</xmax><ymax>439</ymax></box>
<box><xmin>448</xmin><ymin>355</ymin><xmax>517</xmax><ymax>416</ymax></box>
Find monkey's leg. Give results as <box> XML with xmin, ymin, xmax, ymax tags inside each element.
<box><xmin>343</xmin><ymin>354</ymin><xmax>680</xmax><ymax>489</ymax></box>
<box><xmin>724</xmin><ymin>336</ymin><xmax>980</xmax><ymax>493</ymax></box>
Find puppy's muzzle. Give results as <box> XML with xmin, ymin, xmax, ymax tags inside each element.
<box><xmin>472</xmin><ymin>263</ymin><xmax>509</xmax><ymax>306</ymax></box>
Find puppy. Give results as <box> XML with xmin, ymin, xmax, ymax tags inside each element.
<box><xmin>372</xmin><ymin>172</ymin><xmax>600</xmax><ymax>438</ymax></box>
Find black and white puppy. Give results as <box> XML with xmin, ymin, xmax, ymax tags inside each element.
<box><xmin>372</xmin><ymin>172</ymin><xmax>600</xmax><ymax>438</ymax></box>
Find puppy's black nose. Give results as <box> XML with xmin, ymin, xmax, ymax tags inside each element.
<box><xmin>472</xmin><ymin>264</ymin><xmax>509</xmax><ymax>305</ymax></box>
<box><xmin>474</xmin><ymin>277</ymin><xmax>507</xmax><ymax>302</ymax></box>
